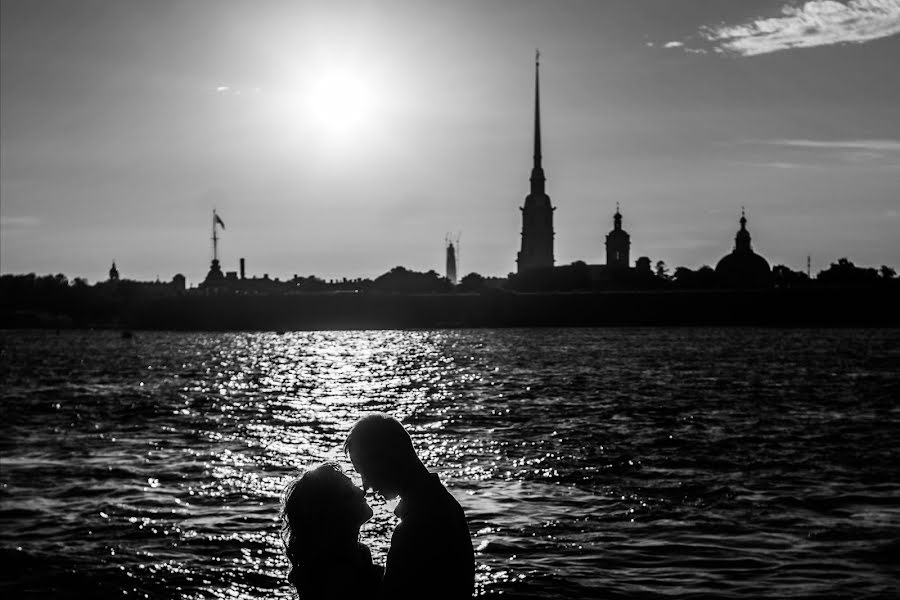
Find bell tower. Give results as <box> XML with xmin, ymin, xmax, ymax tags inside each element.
<box><xmin>605</xmin><ymin>204</ymin><xmax>630</xmax><ymax>268</ymax></box>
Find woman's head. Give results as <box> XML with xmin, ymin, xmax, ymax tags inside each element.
<box><xmin>281</xmin><ymin>463</ymin><xmax>372</xmax><ymax>584</ymax></box>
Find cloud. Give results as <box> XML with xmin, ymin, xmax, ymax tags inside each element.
<box><xmin>213</xmin><ymin>85</ymin><xmax>262</xmax><ymax>96</ymax></box>
<box><xmin>0</xmin><ymin>216</ymin><xmax>40</xmax><ymax>229</ymax></box>
<box><xmin>756</xmin><ymin>161</ymin><xmax>816</xmax><ymax>169</ymax></box>
<box><xmin>654</xmin><ymin>39</ymin><xmax>707</xmax><ymax>54</ymax></box>
<box><xmin>727</xmin><ymin>160</ymin><xmax>821</xmax><ymax>169</ymax></box>
<box><xmin>752</xmin><ymin>138</ymin><xmax>900</xmax><ymax>151</ymax></box>
<box><xmin>733</xmin><ymin>138</ymin><xmax>900</xmax><ymax>169</ymax></box>
<box><xmin>701</xmin><ymin>0</ymin><xmax>900</xmax><ymax>56</ymax></box>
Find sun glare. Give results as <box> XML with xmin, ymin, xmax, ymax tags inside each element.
<box><xmin>260</xmin><ymin>51</ymin><xmax>403</xmax><ymax>158</ymax></box>
<box><xmin>305</xmin><ymin>70</ymin><xmax>377</xmax><ymax>137</ymax></box>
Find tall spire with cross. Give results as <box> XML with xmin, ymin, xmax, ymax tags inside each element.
<box><xmin>517</xmin><ymin>49</ymin><xmax>555</xmax><ymax>274</ymax></box>
<box><xmin>531</xmin><ymin>49</ymin><xmax>544</xmax><ymax>195</ymax></box>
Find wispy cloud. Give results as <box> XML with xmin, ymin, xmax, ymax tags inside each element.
<box><xmin>731</xmin><ymin>138</ymin><xmax>900</xmax><ymax>169</ymax></box>
<box><xmin>701</xmin><ymin>0</ymin><xmax>900</xmax><ymax>56</ymax></box>
<box><xmin>726</xmin><ymin>159</ymin><xmax>823</xmax><ymax>169</ymax></box>
<box><xmin>213</xmin><ymin>85</ymin><xmax>261</xmax><ymax>96</ymax></box>
<box><xmin>0</xmin><ymin>216</ymin><xmax>41</xmax><ymax>229</ymax></box>
<box><xmin>751</xmin><ymin>138</ymin><xmax>900</xmax><ymax>151</ymax></box>
<box><xmin>747</xmin><ymin>161</ymin><xmax>819</xmax><ymax>169</ymax></box>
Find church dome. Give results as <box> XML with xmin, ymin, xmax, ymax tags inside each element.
<box><xmin>715</xmin><ymin>211</ymin><xmax>772</xmax><ymax>288</ymax></box>
<box><xmin>715</xmin><ymin>252</ymin><xmax>771</xmax><ymax>287</ymax></box>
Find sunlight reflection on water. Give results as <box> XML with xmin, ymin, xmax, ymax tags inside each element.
<box><xmin>2</xmin><ymin>328</ymin><xmax>899</xmax><ymax>599</ymax></box>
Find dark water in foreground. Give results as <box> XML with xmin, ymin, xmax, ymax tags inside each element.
<box><xmin>1</xmin><ymin>328</ymin><xmax>899</xmax><ymax>599</ymax></box>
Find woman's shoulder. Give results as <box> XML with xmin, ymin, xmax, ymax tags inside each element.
<box><xmin>296</xmin><ymin>547</ymin><xmax>382</xmax><ymax>599</ymax></box>
<box><xmin>357</xmin><ymin>542</ymin><xmax>384</xmax><ymax>579</ymax></box>
<box><xmin>357</xmin><ymin>542</ymin><xmax>373</xmax><ymax>561</ymax></box>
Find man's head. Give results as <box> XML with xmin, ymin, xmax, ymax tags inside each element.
<box><xmin>344</xmin><ymin>413</ymin><xmax>418</xmax><ymax>500</ymax></box>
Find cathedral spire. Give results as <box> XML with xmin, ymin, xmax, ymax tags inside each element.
<box><xmin>530</xmin><ymin>49</ymin><xmax>545</xmax><ymax>194</ymax></box>
<box><xmin>517</xmin><ymin>50</ymin><xmax>554</xmax><ymax>274</ymax></box>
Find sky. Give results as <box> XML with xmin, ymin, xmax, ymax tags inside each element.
<box><xmin>2</xmin><ymin>0</ymin><xmax>899</xmax><ymax>285</ymax></box>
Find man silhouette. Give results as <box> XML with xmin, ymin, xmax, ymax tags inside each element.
<box><xmin>344</xmin><ymin>413</ymin><xmax>474</xmax><ymax>599</ymax></box>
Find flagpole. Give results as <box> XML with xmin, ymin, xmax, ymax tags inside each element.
<box><xmin>212</xmin><ymin>209</ymin><xmax>218</xmax><ymax>262</ymax></box>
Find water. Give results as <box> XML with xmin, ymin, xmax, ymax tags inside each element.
<box><xmin>1</xmin><ymin>328</ymin><xmax>898</xmax><ymax>599</ymax></box>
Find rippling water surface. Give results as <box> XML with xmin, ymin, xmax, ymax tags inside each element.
<box><xmin>1</xmin><ymin>328</ymin><xmax>899</xmax><ymax>599</ymax></box>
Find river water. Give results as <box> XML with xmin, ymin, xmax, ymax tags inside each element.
<box><xmin>1</xmin><ymin>328</ymin><xmax>898</xmax><ymax>599</ymax></box>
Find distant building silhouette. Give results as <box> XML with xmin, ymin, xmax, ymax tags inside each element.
<box><xmin>517</xmin><ymin>51</ymin><xmax>555</xmax><ymax>274</ymax></box>
<box><xmin>203</xmin><ymin>258</ymin><xmax>225</xmax><ymax>287</ymax></box>
<box><xmin>201</xmin><ymin>210</ymin><xmax>226</xmax><ymax>289</ymax></box>
<box><xmin>446</xmin><ymin>237</ymin><xmax>458</xmax><ymax>285</ymax></box>
<box><xmin>715</xmin><ymin>209</ymin><xmax>772</xmax><ymax>288</ymax></box>
<box><xmin>605</xmin><ymin>204</ymin><xmax>630</xmax><ymax>269</ymax></box>
<box><xmin>579</xmin><ymin>208</ymin><xmax>644</xmax><ymax>287</ymax></box>
<box><xmin>109</xmin><ymin>261</ymin><xmax>119</xmax><ymax>281</ymax></box>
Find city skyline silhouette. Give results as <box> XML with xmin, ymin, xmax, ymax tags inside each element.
<box><xmin>2</xmin><ymin>1</ymin><xmax>899</xmax><ymax>285</ymax></box>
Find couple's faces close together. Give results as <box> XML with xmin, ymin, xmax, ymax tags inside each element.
<box><xmin>350</xmin><ymin>449</ymin><xmax>400</xmax><ymax>501</ymax></box>
<box><xmin>336</xmin><ymin>470</ymin><xmax>374</xmax><ymax>527</ymax></box>
<box><xmin>338</xmin><ymin>449</ymin><xmax>397</xmax><ymax>528</ymax></box>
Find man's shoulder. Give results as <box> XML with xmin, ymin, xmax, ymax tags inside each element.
<box><xmin>426</xmin><ymin>475</ymin><xmax>465</xmax><ymax>509</ymax></box>
<box><xmin>402</xmin><ymin>475</ymin><xmax>465</xmax><ymax>518</ymax></box>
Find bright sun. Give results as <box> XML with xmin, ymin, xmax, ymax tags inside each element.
<box><xmin>306</xmin><ymin>71</ymin><xmax>376</xmax><ymax>137</ymax></box>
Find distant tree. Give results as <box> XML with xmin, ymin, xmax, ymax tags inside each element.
<box><xmin>458</xmin><ymin>272</ymin><xmax>486</xmax><ymax>291</ymax></box>
<box><xmin>696</xmin><ymin>265</ymin><xmax>717</xmax><ymax>287</ymax></box>
<box><xmin>772</xmin><ymin>265</ymin><xmax>810</xmax><ymax>288</ymax></box>
<box><xmin>373</xmin><ymin>266</ymin><xmax>451</xmax><ymax>293</ymax></box>
<box><xmin>655</xmin><ymin>260</ymin><xmax>670</xmax><ymax>280</ymax></box>
<box><xmin>506</xmin><ymin>262</ymin><xmax>589</xmax><ymax>292</ymax></box>
<box><xmin>880</xmin><ymin>265</ymin><xmax>896</xmax><ymax>279</ymax></box>
<box><xmin>672</xmin><ymin>265</ymin><xmax>717</xmax><ymax>289</ymax></box>
<box><xmin>672</xmin><ymin>266</ymin><xmax>693</xmax><ymax>286</ymax></box>
<box><xmin>817</xmin><ymin>258</ymin><xmax>880</xmax><ymax>285</ymax></box>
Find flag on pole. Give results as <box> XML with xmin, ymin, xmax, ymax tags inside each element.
<box><xmin>214</xmin><ymin>212</ymin><xmax>225</xmax><ymax>229</ymax></box>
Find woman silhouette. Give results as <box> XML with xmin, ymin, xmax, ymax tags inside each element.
<box><xmin>281</xmin><ymin>463</ymin><xmax>381</xmax><ymax>599</ymax></box>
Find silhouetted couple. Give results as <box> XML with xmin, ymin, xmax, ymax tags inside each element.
<box><xmin>281</xmin><ymin>413</ymin><xmax>475</xmax><ymax>599</ymax></box>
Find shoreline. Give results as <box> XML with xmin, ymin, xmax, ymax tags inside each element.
<box><xmin>3</xmin><ymin>287</ymin><xmax>897</xmax><ymax>331</ymax></box>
